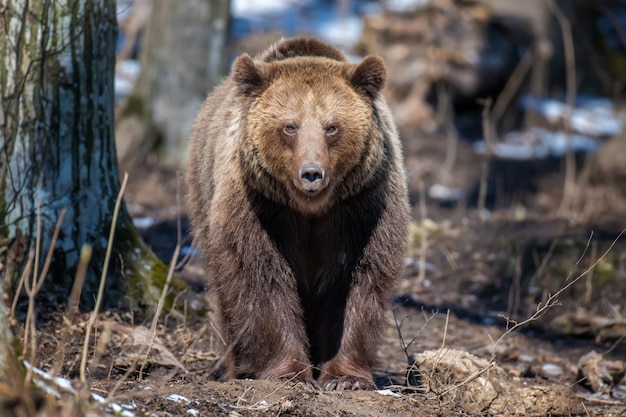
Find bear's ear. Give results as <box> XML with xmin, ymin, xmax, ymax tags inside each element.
<box><xmin>232</xmin><ymin>53</ymin><xmax>267</xmax><ymax>96</ymax></box>
<box><xmin>349</xmin><ymin>56</ymin><xmax>386</xmax><ymax>99</ymax></box>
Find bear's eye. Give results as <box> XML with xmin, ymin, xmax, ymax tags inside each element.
<box><xmin>325</xmin><ymin>124</ymin><xmax>338</xmax><ymax>136</ymax></box>
<box><xmin>283</xmin><ymin>124</ymin><xmax>298</xmax><ymax>136</ymax></box>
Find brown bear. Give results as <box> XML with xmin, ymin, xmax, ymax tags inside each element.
<box><xmin>186</xmin><ymin>37</ymin><xmax>409</xmax><ymax>390</ymax></box>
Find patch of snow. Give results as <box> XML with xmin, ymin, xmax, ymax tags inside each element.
<box><xmin>181</xmin><ymin>246</ymin><xmax>201</xmax><ymax>257</ymax></box>
<box><xmin>118</xmin><ymin>59</ymin><xmax>141</xmax><ymax>79</ymax></box>
<box><xmin>115</xmin><ymin>77</ymin><xmax>134</xmax><ymax>103</ymax></box>
<box><xmin>123</xmin><ymin>402</ymin><xmax>137</xmax><ymax>410</ymax></box>
<box><xmin>541</xmin><ymin>363</ymin><xmax>564</xmax><ymax>378</ymax></box>
<box><xmin>166</xmin><ymin>394</ymin><xmax>191</xmax><ymax>403</ymax></box>
<box><xmin>116</xmin><ymin>0</ymin><xmax>134</xmax><ymax>22</ymax></box>
<box><xmin>92</xmin><ymin>393</ymin><xmax>106</xmax><ymax>403</ymax></box>
<box><xmin>376</xmin><ymin>389</ymin><xmax>401</xmax><ymax>397</ymax></box>
<box><xmin>115</xmin><ymin>60</ymin><xmax>140</xmax><ymax>103</ymax></box>
<box><xmin>19</xmin><ymin>368</ymin><xmax>137</xmax><ymax>417</ymax></box>
<box><xmin>24</xmin><ymin>361</ymin><xmax>74</xmax><ymax>397</ymax></box>
<box><xmin>473</xmin><ymin>128</ymin><xmax>602</xmax><ymax>160</ymax></box>
<box><xmin>132</xmin><ymin>216</ymin><xmax>157</xmax><ymax>229</ymax></box>
<box><xmin>317</xmin><ymin>17</ymin><xmax>363</xmax><ymax>49</ymax></box>
<box><xmin>384</xmin><ymin>0</ymin><xmax>430</xmax><ymax>12</ymax></box>
<box><xmin>518</xmin><ymin>354</ymin><xmax>535</xmax><ymax>363</ymax></box>
<box><xmin>428</xmin><ymin>184</ymin><xmax>465</xmax><ymax>202</ymax></box>
<box><xmin>232</xmin><ymin>0</ymin><xmax>312</xmax><ymax>18</ymax></box>
<box><xmin>409</xmin><ymin>260</ymin><xmax>437</xmax><ymax>272</ymax></box>
<box><xmin>110</xmin><ymin>403</ymin><xmax>136</xmax><ymax>417</ymax></box>
<box><xmin>521</xmin><ymin>95</ymin><xmax>623</xmax><ymax>137</ymax></box>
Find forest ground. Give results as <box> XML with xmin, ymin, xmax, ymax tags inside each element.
<box><xmin>23</xmin><ymin>130</ymin><xmax>626</xmax><ymax>416</ymax></box>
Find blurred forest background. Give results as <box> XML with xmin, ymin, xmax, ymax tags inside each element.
<box><xmin>2</xmin><ymin>0</ymin><xmax>626</xmax><ymax>415</ymax></box>
<box><xmin>114</xmin><ymin>0</ymin><xmax>626</xmax><ymax>343</ymax></box>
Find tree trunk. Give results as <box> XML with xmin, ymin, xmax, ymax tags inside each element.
<box><xmin>115</xmin><ymin>0</ymin><xmax>231</xmax><ymax>168</ymax></box>
<box><xmin>1</xmin><ymin>0</ymin><xmax>173</xmax><ymax>311</ymax></box>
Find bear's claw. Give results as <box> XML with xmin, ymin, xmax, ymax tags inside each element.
<box><xmin>322</xmin><ymin>376</ymin><xmax>376</xmax><ymax>391</ymax></box>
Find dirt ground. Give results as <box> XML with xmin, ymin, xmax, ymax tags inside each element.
<box><xmin>17</xmin><ymin>132</ymin><xmax>626</xmax><ymax>417</ymax></box>
<box><xmin>4</xmin><ymin>2</ymin><xmax>625</xmax><ymax>415</ymax></box>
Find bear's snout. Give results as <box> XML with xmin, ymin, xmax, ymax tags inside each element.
<box><xmin>299</xmin><ymin>164</ymin><xmax>325</xmax><ymax>194</ymax></box>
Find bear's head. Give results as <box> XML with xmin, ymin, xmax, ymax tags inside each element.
<box><xmin>232</xmin><ymin>42</ymin><xmax>387</xmax><ymax>215</ymax></box>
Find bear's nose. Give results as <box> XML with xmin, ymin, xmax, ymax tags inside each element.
<box><xmin>299</xmin><ymin>164</ymin><xmax>325</xmax><ymax>184</ymax></box>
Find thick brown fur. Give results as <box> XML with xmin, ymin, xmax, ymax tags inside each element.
<box><xmin>186</xmin><ymin>37</ymin><xmax>409</xmax><ymax>390</ymax></box>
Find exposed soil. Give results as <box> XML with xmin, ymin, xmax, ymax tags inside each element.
<box><xmin>4</xmin><ymin>2</ymin><xmax>626</xmax><ymax>415</ymax></box>
<box><xmin>14</xmin><ymin>145</ymin><xmax>625</xmax><ymax>416</ymax></box>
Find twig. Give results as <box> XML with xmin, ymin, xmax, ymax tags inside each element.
<box><xmin>34</xmin><ymin>207</ymin><xmax>67</xmax><ymax>292</ymax></box>
<box><xmin>439</xmin><ymin>309</ymin><xmax>450</xmax><ymax>351</ymax></box>
<box><xmin>10</xmin><ymin>254</ymin><xmax>32</xmax><ymax>322</ymax></box>
<box><xmin>424</xmin><ymin>310</ymin><xmax>452</xmax><ymax>391</ymax></box>
<box><xmin>139</xmin><ymin>175</ymin><xmax>184</xmax><ymax>380</ymax></box>
<box><xmin>23</xmin><ymin>205</ymin><xmax>66</xmax><ymax>380</ymax></box>
<box><xmin>66</xmin><ymin>244</ymin><xmax>93</xmax><ymax>320</ymax></box>
<box><xmin>80</xmin><ymin>172</ymin><xmax>129</xmax><ymax>384</ymax></box>
<box><xmin>438</xmin><ymin>361</ymin><xmax>495</xmax><ymax>397</ymax></box>
<box><xmin>506</xmin><ymin>246</ymin><xmax>523</xmax><ymax>318</ymax></box>
<box><xmin>115</xmin><ymin>0</ymin><xmax>150</xmax><ymax>61</ymax></box>
<box><xmin>575</xmin><ymin>394</ymin><xmax>624</xmax><ymax>406</ymax></box>
<box><xmin>490</xmin><ymin>47</ymin><xmax>533</xmax><ymax>123</ymax></box>
<box><xmin>490</xmin><ymin>229</ymin><xmax>625</xmax><ymax>359</ymax></box>
<box><xmin>207</xmin><ymin>312</ymin><xmax>255</xmax><ymax>378</ymax></box>
<box><xmin>230</xmin><ymin>366</ymin><xmax>316</xmax><ymax>411</ymax></box>
<box><xmin>23</xmin><ymin>203</ymin><xmax>42</xmax><ymax>362</ymax></box>
<box><xmin>602</xmin><ymin>334</ymin><xmax>626</xmax><ymax>356</ymax></box>
<box><xmin>137</xmin><ymin>245</ymin><xmax>180</xmax><ymax>380</ymax></box>
<box><xmin>437</xmin><ymin>83</ymin><xmax>457</xmax><ymax>183</ymax></box>
<box><xmin>478</xmin><ymin>98</ymin><xmax>494</xmax><ymax>216</ymax></box>
<box><xmin>89</xmin><ymin>322</ymin><xmax>112</xmax><ymax>376</ymax></box>
<box><xmin>417</xmin><ymin>181</ymin><xmax>428</xmax><ymax>285</ymax></box>
<box><xmin>394</xmin><ymin>307</ymin><xmax>437</xmax><ymax>364</ymax></box>
<box><xmin>54</xmin><ymin>245</ymin><xmax>92</xmax><ymax>377</ymax></box>
<box><xmin>107</xmin><ymin>356</ymin><xmax>142</xmax><ymax>401</ymax></box>
<box><xmin>548</xmin><ymin>0</ymin><xmax>578</xmax><ymax>216</ymax></box>
<box><xmin>530</xmin><ymin>239</ymin><xmax>557</xmax><ymax>296</ymax></box>
<box><xmin>209</xmin><ymin>319</ymin><xmax>227</xmax><ymax>347</ymax></box>
<box><xmin>394</xmin><ymin>307</ymin><xmax>438</xmax><ymax>386</ymax></box>
<box><xmin>584</xmin><ymin>240</ymin><xmax>597</xmax><ymax>305</ymax></box>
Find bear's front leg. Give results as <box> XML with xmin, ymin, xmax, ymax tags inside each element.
<box><xmin>317</xmin><ymin>280</ymin><xmax>386</xmax><ymax>390</ymax></box>
<box><xmin>208</xmin><ymin>193</ymin><xmax>314</xmax><ymax>385</ymax></box>
<box><xmin>318</xmin><ymin>203</ymin><xmax>407</xmax><ymax>391</ymax></box>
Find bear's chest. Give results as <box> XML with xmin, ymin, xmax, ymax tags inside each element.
<box><xmin>250</xmin><ymin>189</ymin><xmax>385</xmax><ymax>296</ymax></box>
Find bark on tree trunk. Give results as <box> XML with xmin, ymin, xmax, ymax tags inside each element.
<box><xmin>1</xmin><ymin>0</ymin><xmax>173</xmax><ymax>311</ymax></box>
<box><xmin>115</xmin><ymin>0</ymin><xmax>231</xmax><ymax>168</ymax></box>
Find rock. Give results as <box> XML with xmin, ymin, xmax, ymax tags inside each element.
<box><xmin>412</xmin><ymin>349</ymin><xmax>584</xmax><ymax>416</ymax></box>
<box><xmin>540</xmin><ymin>363</ymin><xmax>564</xmax><ymax>379</ymax></box>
